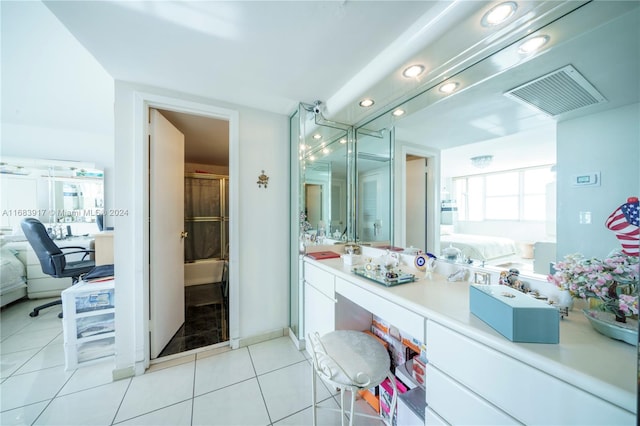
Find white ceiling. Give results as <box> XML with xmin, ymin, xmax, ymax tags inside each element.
<box><xmin>42</xmin><ymin>0</ymin><xmax>441</xmax><ymax>116</ymax></box>
<box><xmin>3</xmin><ymin>1</ymin><xmax>639</xmax><ymax>168</ymax></box>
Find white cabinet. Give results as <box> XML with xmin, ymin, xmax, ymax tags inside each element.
<box><xmin>303</xmin><ymin>262</ymin><xmax>335</xmax><ymax>354</ymax></box>
<box><xmin>426</xmin><ymin>320</ymin><xmax>635</xmax><ymax>425</ymax></box>
<box><xmin>61</xmin><ymin>279</ymin><xmax>115</xmax><ymax>370</ymax></box>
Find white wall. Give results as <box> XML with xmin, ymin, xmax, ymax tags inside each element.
<box><xmin>1</xmin><ymin>0</ymin><xmax>115</xmax><ymax>222</ymax></box>
<box><xmin>556</xmin><ymin>103</ymin><xmax>640</xmax><ymax>260</ymax></box>
<box><xmin>113</xmin><ymin>81</ymin><xmax>289</xmax><ymax>374</ymax></box>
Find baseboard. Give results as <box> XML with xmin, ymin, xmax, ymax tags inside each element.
<box><xmin>288</xmin><ymin>327</ymin><xmax>305</xmax><ymax>351</ymax></box>
<box><xmin>112</xmin><ymin>366</ymin><xmax>136</xmax><ymax>381</ymax></box>
<box><xmin>232</xmin><ymin>327</ymin><xmax>288</xmax><ymax>348</ymax></box>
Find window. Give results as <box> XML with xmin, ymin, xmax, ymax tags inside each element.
<box><xmin>453</xmin><ymin>166</ymin><xmax>554</xmax><ymax>222</ymax></box>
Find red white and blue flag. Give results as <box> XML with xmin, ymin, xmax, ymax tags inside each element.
<box><xmin>605</xmin><ymin>196</ymin><xmax>639</xmax><ymax>256</ymax></box>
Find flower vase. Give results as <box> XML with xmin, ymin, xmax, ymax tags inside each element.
<box><xmin>582</xmin><ymin>309</ymin><xmax>638</xmax><ymax>345</ymax></box>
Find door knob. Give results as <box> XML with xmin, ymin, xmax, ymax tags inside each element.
<box><xmin>181</xmin><ymin>231</ymin><xmax>189</xmax><ymax>239</ymax></box>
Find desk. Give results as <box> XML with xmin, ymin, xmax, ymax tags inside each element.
<box><xmin>302</xmin><ymin>255</ymin><xmax>636</xmax><ymax>425</ymax></box>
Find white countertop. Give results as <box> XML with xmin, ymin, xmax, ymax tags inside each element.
<box><xmin>304</xmin><ymin>256</ymin><xmax>637</xmax><ymax>414</ymax></box>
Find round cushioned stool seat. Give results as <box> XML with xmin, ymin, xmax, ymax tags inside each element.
<box><xmin>318</xmin><ymin>330</ymin><xmax>390</xmax><ymax>387</ymax></box>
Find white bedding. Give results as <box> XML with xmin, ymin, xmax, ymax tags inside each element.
<box><xmin>1</xmin><ymin>246</ymin><xmax>27</xmax><ymax>306</ymax></box>
<box><xmin>440</xmin><ymin>233</ymin><xmax>517</xmax><ymax>261</ymax></box>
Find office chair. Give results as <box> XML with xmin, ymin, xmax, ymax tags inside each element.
<box><xmin>20</xmin><ymin>218</ymin><xmax>95</xmax><ymax>318</ymax></box>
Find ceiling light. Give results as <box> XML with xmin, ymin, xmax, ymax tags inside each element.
<box><xmin>313</xmin><ymin>134</ymin><xmax>322</xmax><ymax>140</ymax></box>
<box><xmin>471</xmin><ymin>155</ymin><xmax>493</xmax><ymax>168</ymax></box>
<box><xmin>359</xmin><ymin>98</ymin><xmax>375</xmax><ymax>107</ymax></box>
<box><xmin>402</xmin><ymin>65</ymin><xmax>425</xmax><ymax>78</ymax></box>
<box><xmin>518</xmin><ymin>35</ymin><xmax>550</xmax><ymax>54</ymax></box>
<box><xmin>481</xmin><ymin>2</ymin><xmax>517</xmax><ymax>27</ymax></box>
<box><xmin>339</xmin><ymin>138</ymin><xmax>347</xmax><ymax>144</ymax></box>
<box><xmin>439</xmin><ymin>82</ymin><xmax>459</xmax><ymax>94</ymax></box>
<box><xmin>392</xmin><ymin>109</ymin><xmax>405</xmax><ymax>117</ymax></box>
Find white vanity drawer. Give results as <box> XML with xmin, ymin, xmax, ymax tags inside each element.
<box><xmin>426</xmin><ymin>365</ymin><xmax>519</xmax><ymax>425</ymax></box>
<box><xmin>427</xmin><ymin>320</ymin><xmax>635</xmax><ymax>425</ymax></box>
<box><xmin>304</xmin><ymin>262</ymin><xmax>334</xmax><ymax>299</ymax></box>
<box><xmin>335</xmin><ymin>277</ymin><xmax>424</xmax><ymax>341</ymax></box>
<box><xmin>425</xmin><ymin>407</ymin><xmax>449</xmax><ymax>426</ymax></box>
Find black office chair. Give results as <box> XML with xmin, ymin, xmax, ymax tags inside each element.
<box><xmin>20</xmin><ymin>218</ymin><xmax>95</xmax><ymax>318</ymax></box>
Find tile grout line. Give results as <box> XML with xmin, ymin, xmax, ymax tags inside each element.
<box><xmin>246</xmin><ymin>344</ymin><xmax>274</xmax><ymax>426</ymax></box>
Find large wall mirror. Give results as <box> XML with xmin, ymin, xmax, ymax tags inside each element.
<box><xmin>356</xmin><ymin>1</ymin><xmax>639</xmax><ymax>282</ymax></box>
<box><xmin>290</xmin><ymin>1</ymin><xmax>639</xmax><ymax>341</ymax></box>
<box><xmin>0</xmin><ymin>157</ymin><xmax>104</xmax><ymax>237</ymax></box>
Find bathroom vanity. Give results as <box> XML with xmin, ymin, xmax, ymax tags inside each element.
<box><xmin>302</xmin><ymin>253</ymin><xmax>636</xmax><ymax>425</ymax></box>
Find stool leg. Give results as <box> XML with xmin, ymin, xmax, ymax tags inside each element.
<box><xmin>387</xmin><ymin>373</ymin><xmax>398</xmax><ymax>426</ymax></box>
<box><xmin>340</xmin><ymin>388</ymin><xmax>346</xmax><ymax>426</ymax></box>
<box><xmin>311</xmin><ymin>367</ymin><xmax>318</xmax><ymax>426</ymax></box>
<box><xmin>348</xmin><ymin>389</ymin><xmax>356</xmax><ymax>426</ymax></box>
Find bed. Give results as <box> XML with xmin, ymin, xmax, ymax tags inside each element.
<box><xmin>440</xmin><ymin>233</ymin><xmax>518</xmax><ymax>262</ymax></box>
<box><xmin>0</xmin><ymin>245</ymin><xmax>27</xmax><ymax>307</ymax></box>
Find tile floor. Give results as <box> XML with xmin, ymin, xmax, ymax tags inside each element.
<box><xmin>159</xmin><ymin>283</ymin><xmax>229</xmax><ymax>357</ymax></box>
<box><xmin>1</xmin><ymin>297</ymin><xmax>382</xmax><ymax>425</ymax></box>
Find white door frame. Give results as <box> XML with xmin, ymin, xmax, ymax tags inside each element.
<box><xmin>133</xmin><ymin>92</ymin><xmax>239</xmax><ymax>369</ymax></box>
<box><xmin>394</xmin><ymin>141</ymin><xmax>440</xmax><ymax>255</ymax></box>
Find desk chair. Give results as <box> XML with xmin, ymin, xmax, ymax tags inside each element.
<box><xmin>20</xmin><ymin>218</ymin><xmax>95</xmax><ymax>318</ymax></box>
<box><xmin>308</xmin><ymin>330</ymin><xmax>398</xmax><ymax>426</ymax></box>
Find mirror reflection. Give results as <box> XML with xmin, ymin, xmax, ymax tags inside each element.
<box><xmin>355</xmin><ymin>129</ymin><xmax>392</xmax><ymax>244</ymax></box>
<box><xmin>298</xmin><ymin>118</ymin><xmax>349</xmax><ymax>244</ymax></box>
<box><xmin>357</xmin><ymin>2</ymin><xmax>639</xmax><ymax>280</ymax></box>
<box><xmin>0</xmin><ymin>157</ymin><xmax>104</xmax><ymax>238</ymax></box>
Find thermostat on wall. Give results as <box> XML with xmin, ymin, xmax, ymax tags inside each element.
<box><xmin>571</xmin><ymin>172</ymin><xmax>600</xmax><ymax>187</ymax></box>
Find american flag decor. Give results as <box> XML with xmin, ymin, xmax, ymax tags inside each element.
<box><xmin>605</xmin><ymin>196</ymin><xmax>639</xmax><ymax>256</ymax></box>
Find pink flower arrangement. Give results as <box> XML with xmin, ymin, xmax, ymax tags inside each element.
<box><xmin>548</xmin><ymin>251</ymin><xmax>639</xmax><ymax>321</ymax></box>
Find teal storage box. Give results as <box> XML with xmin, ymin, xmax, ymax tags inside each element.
<box><xmin>469</xmin><ymin>284</ymin><xmax>559</xmax><ymax>344</ymax></box>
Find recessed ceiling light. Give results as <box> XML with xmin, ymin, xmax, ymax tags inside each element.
<box><xmin>392</xmin><ymin>109</ymin><xmax>405</xmax><ymax>117</ymax></box>
<box><xmin>402</xmin><ymin>65</ymin><xmax>425</xmax><ymax>78</ymax></box>
<box><xmin>359</xmin><ymin>98</ymin><xmax>375</xmax><ymax>107</ymax></box>
<box><xmin>339</xmin><ymin>138</ymin><xmax>347</xmax><ymax>144</ymax></box>
<box><xmin>313</xmin><ymin>134</ymin><xmax>322</xmax><ymax>140</ymax></box>
<box><xmin>481</xmin><ymin>2</ymin><xmax>517</xmax><ymax>27</ymax></box>
<box><xmin>439</xmin><ymin>82</ymin><xmax>459</xmax><ymax>94</ymax></box>
<box><xmin>518</xmin><ymin>35</ymin><xmax>550</xmax><ymax>54</ymax></box>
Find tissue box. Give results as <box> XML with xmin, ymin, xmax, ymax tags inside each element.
<box><xmin>469</xmin><ymin>285</ymin><xmax>559</xmax><ymax>344</ymax></box>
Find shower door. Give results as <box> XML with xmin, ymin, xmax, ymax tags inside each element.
<box><xmin>184</xmin><ymin>173</ymin><xmax>229</xmax><ymax>261</ymax></box>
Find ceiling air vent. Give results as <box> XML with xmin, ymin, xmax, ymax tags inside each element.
<box><xmin>504</xmin><ymin>65</ymin><xmax>606</xmax><ymax>116</ymax></box>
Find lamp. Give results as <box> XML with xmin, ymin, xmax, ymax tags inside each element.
<box><xmin>471</xmin><ymin>155</ymin><xmax>493</xmax><ymax>168</ymax></box>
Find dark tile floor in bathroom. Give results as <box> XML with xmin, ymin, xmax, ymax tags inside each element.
<box><xmin>158</xmin><ymin>282</ymin><xmax>228</xmax><ymax>357</ymax></box>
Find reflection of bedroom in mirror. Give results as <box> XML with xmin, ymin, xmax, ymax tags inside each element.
<box><xmin>386</xmin><ymin>2</ymin><xmax>639</xmax><ymax>280</ymax></box>
<box><xmin>440</xmin><ymin>128</ymin><xmax>556</xmax><ymax>275</ymax></box>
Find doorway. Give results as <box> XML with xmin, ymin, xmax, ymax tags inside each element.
<box><xmin>149</xmin><ymin>107</ymin><xmax>231</xmax><ymax>359</ymax></box>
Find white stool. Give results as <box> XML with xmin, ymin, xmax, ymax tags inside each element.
<box><xmin>308</xmin><ymin>330</ymin><xmax>398</xmax><ymax>426</ymax></box>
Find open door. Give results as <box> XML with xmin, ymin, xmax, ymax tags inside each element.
<box><xmin>149</xmin><ymin>108</ymin><xmax>185</xmax><ymax>359</ymax></box>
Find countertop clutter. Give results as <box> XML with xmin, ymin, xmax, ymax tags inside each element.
<box><xmin>303</xmin><ymin>251</ymin><xmax>636</xmax><ymax>424</ymax></box>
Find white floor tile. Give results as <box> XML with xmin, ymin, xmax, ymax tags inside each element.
<box><xmin>258</xmin><ymin>360</ymin><xmax>333</xmax><ymax>423</ymax></box>
<box><xmin>114</xmin><ymin>361</ymin><xmax>194</xmax><ymax>423</ymax></box>
<box><xmin>192</xmin><ymin>378</ymin><xmax>270</xmax><ymax>426</ymax></box>
<box><xmin>273</xmin><ymin>397</ymin><xmax>344</xmax><ymax>426</ymax></box>
<box><xmin>0</xmin><ymin>348</ymin><xmax>39</xmax><ymax>379</ymax></box>
<box><xmin>0</xmin><ymin>327</ymin><xmax>61</xmax><ymax>355</ymax></box>
<box><xmin>115</xmin><ymin>400</ymin><xmax>192</xmax><ymax>426</ymax></box>
<box><xmin>33</xmin><ymin>379</ymin><xmax>129</xmax><ymax>426</ymax></box>
<box><xmin>0</xmin><ymin>366</ymin><xmax>73</xmax><ymax>412</ymax></box>
<box><xmin>248</xmin><ymin>336</ymin><xmax>306</xmax><ymax>375</ymax></box>
<box><xmin>15</xmin><ymin>341</ymin><xmax>65</xmax><ymax>374</ymax></box>
<box><xmin>0</xmin><ymin>401</ymin><xmax>49</xmax><ymax>426</ymax></box>
<box><xmin>193</xmin><ymin>347</ymin><xmax>255</xmax><ymax>396</ymax></box>
<box><xmin>59</xmin><ymin>360</ymin><xmax>119</xmax><ymax>395</ymax></box>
